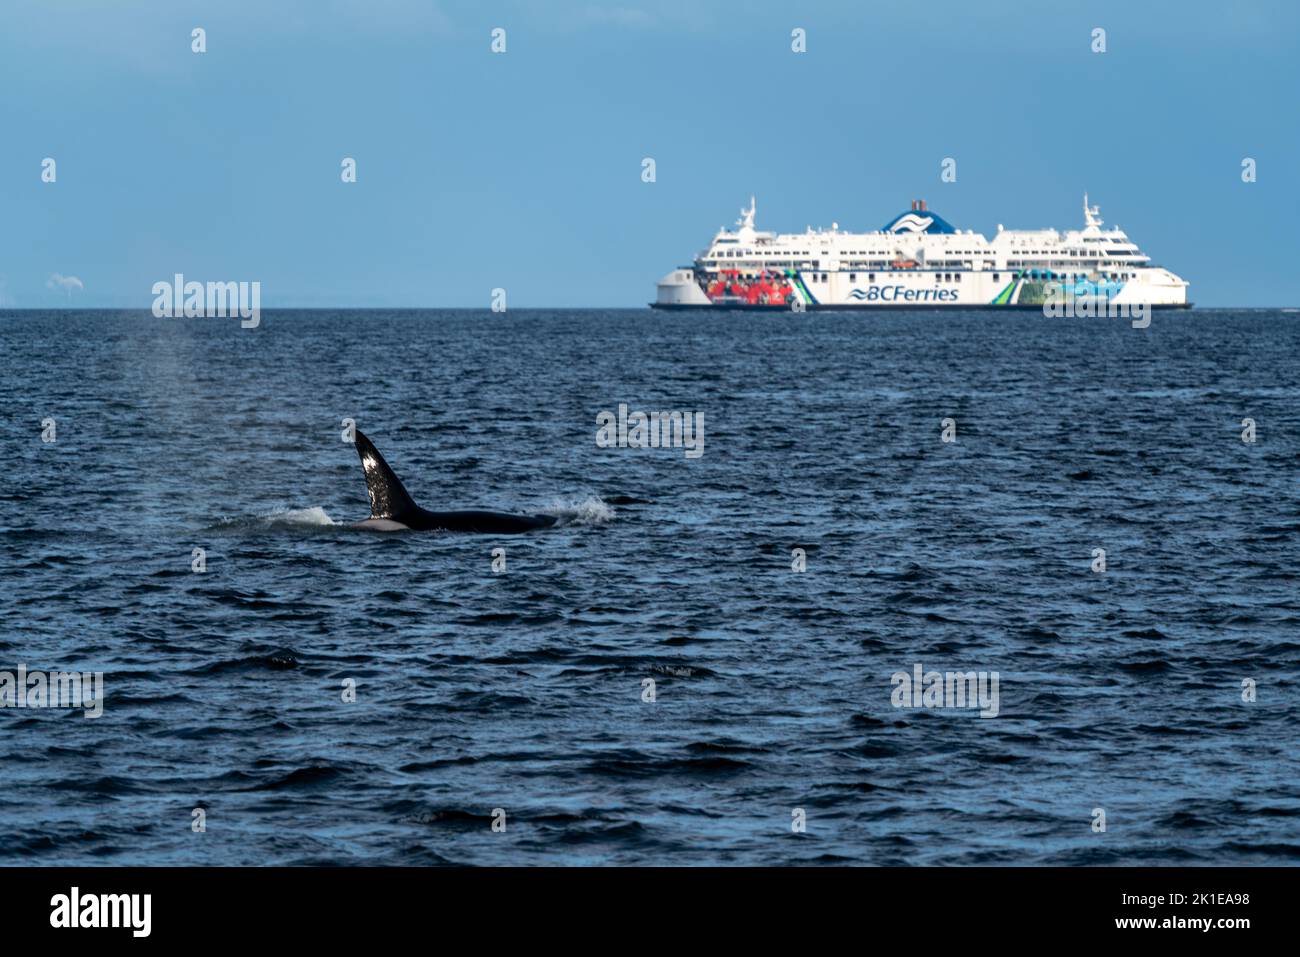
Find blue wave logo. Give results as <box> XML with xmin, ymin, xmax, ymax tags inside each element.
<box><xmin>888</xmin><ymin>214</ymin><xmax>934</xmax><ymax>233</ymax></box>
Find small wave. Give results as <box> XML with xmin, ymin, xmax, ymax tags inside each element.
<box><xmin>247</xmin><ymin>764</ymin><xmax>350</xmax><ymax>791</ymax></box>
<box><xmin>264</xmin><ymin>506</ymin><xmax>336</xmax><ymax>526</ymax></box>
<box><xmin>204</xmin><ymin>506</ymin><xmax>338</xmax><ymax>533</ymax></box>
<box><xmin>187</xmin><ymin>650</ymin><xmax>302</xmax><ymax>675</ymax></box>
<box><xmin>541</xmin><ymin>496</ymin><xmax>615</xmax><ymax>526</ymax></box>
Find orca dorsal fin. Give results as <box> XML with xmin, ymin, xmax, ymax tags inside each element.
<box><xmin>354</xmin><ymin>430</ymin><xmax>420</xmax><ymax>521</ymax></box>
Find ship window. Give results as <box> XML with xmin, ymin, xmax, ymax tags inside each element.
<box><xmin>993</xmin><ymin>274</ymin><xmax>999</xmax><ymax>281</ymax></box>
<box><xmin>955</xmin><ymin>273</ymin><xmax>961</xmax><ymax>281</ymax></box>
<box><xmin>850</xmin><ymin>273</ymin><xmax>856</xmax><ymax>282</ymax></box>
<box><xmin>868</xmin><ymin>274</ymin><xmax>875</xmax><ymax>282</ymax></box>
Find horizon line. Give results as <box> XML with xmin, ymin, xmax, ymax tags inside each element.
<box><xmin>3</xmin><ymin>305</ymin><xmax>1299</xmax><ymax>313</ymax></box>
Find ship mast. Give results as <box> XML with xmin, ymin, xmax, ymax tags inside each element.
<box><xmin>1083</xmin><ymin>193</ymin><xmax>1103</xmax><ymax>229</ymax></box>
<box><xmin>736</xmin><ymin>195</ymin><xmax>756</xmax><ymax>230</ymax></box>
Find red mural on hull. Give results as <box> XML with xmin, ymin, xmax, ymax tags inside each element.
<box><xmin>703</xmin><ymin>269</ymin><xmax>795</xmax><ymax>307</ymax></box>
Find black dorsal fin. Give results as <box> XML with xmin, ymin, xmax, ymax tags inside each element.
<box><xmin>354</xmin><ymin>430</ymin><xmax>420</xmax><ymax>521</ymax></box>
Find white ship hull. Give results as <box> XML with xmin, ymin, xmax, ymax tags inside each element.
<box><xmin>653</xmin><ymin>265</ymin><xmax>1191</xmax><ymax>309</ymax></box>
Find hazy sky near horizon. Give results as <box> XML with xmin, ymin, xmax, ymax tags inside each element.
<box><xmin>2</xmin><ymin>0</ymin><xmax>1297</xmax><ymax>308</ymax></box>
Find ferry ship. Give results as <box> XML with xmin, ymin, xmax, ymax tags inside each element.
<box><xmin>652</xmin><ymin>196</ymin><xmax>1189</xmax><ymax>310</ymax></box>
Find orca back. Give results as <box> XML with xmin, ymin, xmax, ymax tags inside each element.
<box><xmin>408</xmin><ymin>510</ymin><xmax>557</xmax><ymax>533</ymax></box>
<box><xmin>351</xmin><ymin>430</ymin><xmax>555</xmax><ymax>534</ymax></box>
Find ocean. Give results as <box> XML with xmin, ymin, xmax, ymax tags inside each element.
<box><xmin>1</xmin><ymin>308</ymin><xmax>1297</xmax><ymax>865</ymax></box>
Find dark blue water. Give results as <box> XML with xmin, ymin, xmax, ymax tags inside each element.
<box><xmin>2</xmin><ymin>308</ymin><xmax>1297</xmax><ymax>865</ymax></box>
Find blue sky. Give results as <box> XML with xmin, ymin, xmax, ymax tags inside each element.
<box><xmin>2</xmin><ymin>0</ymin><xmax>1296</xmax><ymax>307</ymax></box>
